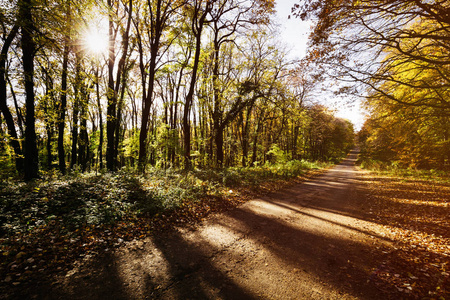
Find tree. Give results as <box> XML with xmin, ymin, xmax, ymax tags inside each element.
<box><xmin>294</xmin><ymin>0</ymin><xmax>448</xmax><ymax>167</ymax></box>
<box><xmin>37</xmin><ymin>54</ymin><xmax>58</xmax><ymax>170</ymax></box>
<box><xmin>0</xmin><ymin>0</ymin><xmax>358</xmax><ymax>180</ymax></box>
<box><xmin>182</xmin><ymin>0</ymin><xmax>214</xmax><ymax>170</ymax></box>
<box><xmin>293</xmin><ymin>0</ymin><xmax>450</xmax><ymax>112</ymax></box>
<box><xmin>367</xmin><ymin>19</ymin><xmax>450</xmax><ymax>115</ymax></box>
<box><xmin>305</xmin><ymin>104</ymin><xmax>353</xmax><ymax>161</ymax></box>
<box><xmin>237</xmin><ymin>29</ymin><xmax>289</xmax><ymax>166</ymax></box>
<box><xmin>106</xmin><ymin>0</ymin><xmax>134</xmax><ymax>171</ymax></box>
<box><xmin>57</xmin><ymin>2</ymin><xmax>71</xmax><ymax>174</ymax></box>
<box><xmin>19</xmin><ymin>0</ymin><xmax>39</xmax><ymax>180</ymax></box>
<box><xmin>360</xmin><ymin>79</ymin><xmax>450</xmax><ymax>169</ymax></box>
<box><xmin>0</xmin><ymin>22</ymin><xmax>23</xmax><ymax>173</ymax></box>
<box><xmin>207</xmin><ymin>0</ymin><xmax>274</xmax><ymax>167</ymax></box>
<box><xmin>136</xmin><ymin>0</ymin><xmax>182</xmax><ymax>170</ymax></box>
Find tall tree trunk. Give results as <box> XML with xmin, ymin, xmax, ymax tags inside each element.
<box><xmin>70</xmin><ymin>98</ymin><xmax>79</xmax><ymax>168</ymax></box>
<box><xmin>212</xmin><ymin>35</ymin><xmax>223</xmax><ymax>168</ymax></box>
<box><xmin>251</xmin><ymin>114</ymin><xmax>263</xmax><ymax>165</ymax></box>
<box><xmin>105</xmin><ymin>70</ymin><xmax>116</xmax><ymax>171</ymax></box>
<box><xmin>113</xmin><ymin>0</ymin><xmax>132</xmax><ymax>170</ymax></box>
<box><xmin>46</xmin><ymin>123</ymin><xmax>53</xmax><ymax>169</ymax></box>
<box><xmin>79</xmin><ymin>110</ymin><xmax>88</xmax><ymax>171</ymax></box>
<box><xmin>241</xmin><ymin>103</ymin><xmax>254</xmax><ymax>167</ymax></box>
<box><xmin>138</xmin><ymin>47</ymin><xmax>158</xmax><ymax>169</ymax></box>
<box><xmin>183</xmin><ymin>1</ymin><xmax>211</xmax><ymax>170</ymax></box>
<box><xmin>199</xmin><ymin>97</ymin><xmax>208</xmax><ymax>167</ymax></box>
<box><xmin>43</xmin><ymin>69</ymin><xmax>54</xmax><ymax>169</ymax></box>
<box><xmin>138</xmin><ymin>0</ymin><xmax>172</xmax><ymax>170</ymax></box>
<box><xmin>78</xmin><ymin>83</ymin><xmax>89</xmax><ymax>172</ymax></box>
<box><xmin>20</xmin><ymin>0</ymin><xmax>39</xmax><ymax>180</ymax></box>
<box><xmin>0</xmin><ymin>113</ymin><xmax>4</xmax><ymax>152</ymax></box>
<box><xmin>170</xmin><ymin>63</ymin><xmax>184</xmax><ymax>167</ymax></box>
<box><xmin>58</xmin><ymin>10</ymin><xmax>70</xmax><ymax>174</ymax></box>
<box><xmin>7</xmin><ymin>76</ymin><xmax>24</xmax><ymax>138</ymax></box>
<box><xmin>106</xmin><ymin>0</ymin><xmax>117</xmax><ymax>171</ymax></box>
<box><xmin>171</xmin><ymin>92</ymin><xmax>179</xmax><ymax>166</ymax></box>
<box><xmin>96</xmin><ymin>67</ymin><xmax>103</xmax><ymax>170</ymax></box>
<box><xmin>71</xmin><ymin>54</ymin><xmax>81</xmax><ymax>168</ymax></box>
<box><xmin>114</xmin><ymin>85</ymin><xmax>126</xmax><ymax>169</ymax></box>
<box><xmin>106</xmin><ymin>0</ymin><xmax>132</xmax><ymax>171</ymax></box>
<box><xmin>292</xmin><ymin>125</ymin><xmax>299</xmax><ymax>160</ymax></box>
<box><xmin>0</xmin><ymin>24</ymin><xmax>23</xmax><ymax>173</ymax></box>
<box><xmin>168</xmin><ymin>76</ymin><xmax>175</xmax><ymax>165</ymax></box>
<box><xmin>215</xmin><ymin>123</ymin><xmax>224</xmax><ymax>168</ymax></box>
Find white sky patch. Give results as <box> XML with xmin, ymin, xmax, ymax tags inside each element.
<box><xmin>335</xmin><ymin>103</ymin><xmax>367</xmax><ymax>131</ymax></box>
<box><xmin>274</xmin><ymin>0</ymin><xmax>312</xmax><ymax>60</ymax></box>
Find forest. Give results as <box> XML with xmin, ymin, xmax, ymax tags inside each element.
<box><xmin>294</xmin><ymin>0</ymin><xmax>450</xmax><ymax>170</ymax></box>
<box><xmin>0</xmin><ymin>0</ymin><xmax>355</xmax><ymax>182</ymax></box>
<box><xmin>1</xmin><ymin>1</ymin><xmax>449</xmax><ymax>298</ymax></box>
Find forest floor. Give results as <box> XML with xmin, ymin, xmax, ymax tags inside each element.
<box><xmin>1</xmin><ymin>150</ymin><xmax>449</xmax><ymax>299</ymax></box>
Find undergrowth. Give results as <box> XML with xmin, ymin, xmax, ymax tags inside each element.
<box><xmin>0</xmin><ymin>160</ymin><xmax>328</xmax><ymax>294</ymax></box>
<box><xmin>358</xmin><ymin>158</ymin><xmax>450</xmax><ymax>183</ymax></box>
<box><xmin>0</xmin><ymin>159</ymin><xmax>328</xmax><ymax>239</ymax></box>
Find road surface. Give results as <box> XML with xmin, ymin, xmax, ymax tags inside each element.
<box><xmin>53</xmin><ymin>150</ymin><xmax>393</xmax><ymax>299</ymax></box>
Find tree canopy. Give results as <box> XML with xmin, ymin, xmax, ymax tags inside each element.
<box><xmin>294</xmin><ymin>0</ymin><xmax>450</xmax><ymax>169</ymax></box>
<box><xmin>0</xmin><ymin>0</ymin><xmax>354</xmax><ymax>180</ymax></box>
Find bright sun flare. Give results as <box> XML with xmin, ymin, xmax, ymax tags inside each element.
<box><xmin>84</xmin><ymin>28</ymin><xmax>109</xmax><ymax>56</ymax></box>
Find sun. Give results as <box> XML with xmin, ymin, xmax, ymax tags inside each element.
<box><xmin>83</xmin><ymin>27</ymin><xmax>109</xmax><ymax>56</ymax></box>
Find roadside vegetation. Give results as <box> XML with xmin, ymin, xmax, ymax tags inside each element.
<box><xmin>357</xmin><ymin>157</ymin><xmax>450</xmax><ymax>184</ymax></box>
<box><xmin>0</xmin><ymin>158</ymin><xmax>330</xmax><ymax>291</ymax></box>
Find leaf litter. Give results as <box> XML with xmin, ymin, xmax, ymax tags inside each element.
<box><xmin>0</xmin><ymin>167</ymin><xmax>324</xmax><ymax>298</ymax></box>
<box><xmin>359</xmin><ymin>172</ymin><xmax>449</xmax><ymax>299</ymax></box>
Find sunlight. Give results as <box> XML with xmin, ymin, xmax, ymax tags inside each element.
<box><xmin>83</xmin><ymin>27</ymin><xmax>109</xmax><ymax>56</ymax></box>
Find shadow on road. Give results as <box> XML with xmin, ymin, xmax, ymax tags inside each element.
<box><xmin>34</xmin><ymin>149</ymin><xmax>448</xmax><ymax>300</ymax></box>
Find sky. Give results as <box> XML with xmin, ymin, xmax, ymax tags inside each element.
<box><xmin>274</xmin><ymin>0</ymin><xmax>367</xmax><ymax>131</ymax></box>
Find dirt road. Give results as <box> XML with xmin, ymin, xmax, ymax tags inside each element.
<box><xmin>51</xmin><ymin>150</ymin><xmax>395</xmax><ymax>299</ymax></box>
